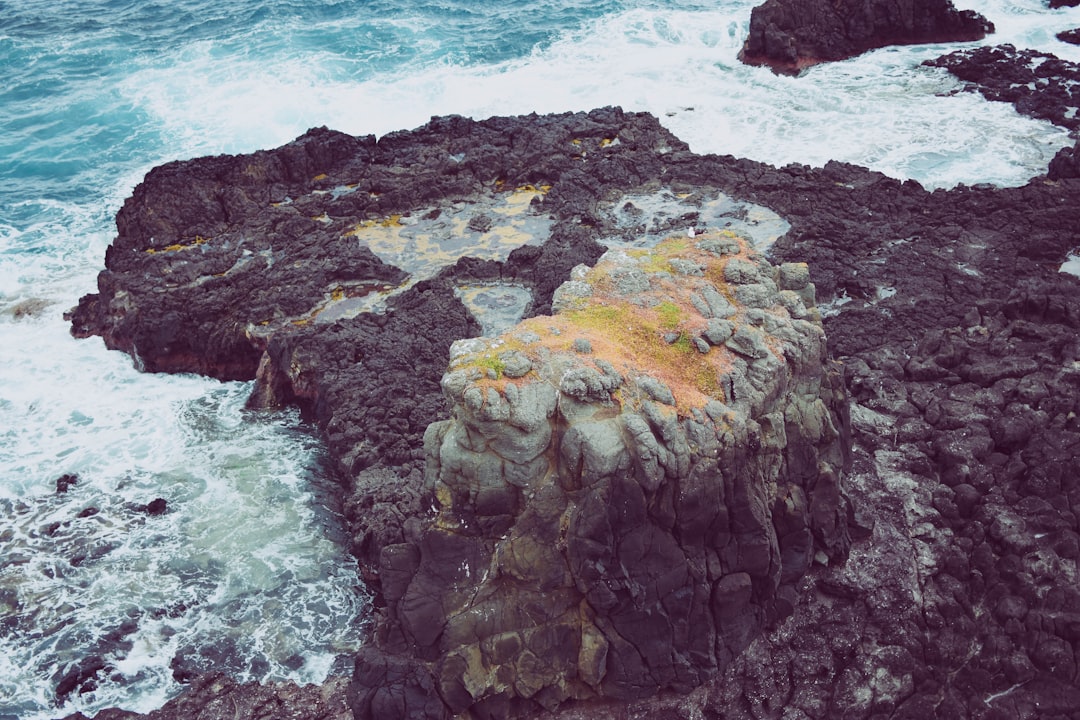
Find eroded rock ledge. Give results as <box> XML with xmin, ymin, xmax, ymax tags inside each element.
<box><xmin>350</xmin><ymin>232</ymin><xmax>849</xmax><ymax>718</ymax></box>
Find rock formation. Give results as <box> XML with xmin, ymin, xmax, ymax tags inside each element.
<box><xmin>66</xmin><ymin>45</ymin><xmax>1080</xmax><ymax>716</ymax></box>
<box><xmin>1059</xmin><ymin>28</ymin><xmax>1080</xmax><ymax>45</ymax></box>
<box><xmin>62</xmin><ymin>674</ymin><xmax>352</xmax><ymax>720</ymax></box>
<box><xmin>347</xmin><ymin>233</ymin><xmax>850</xmax><ymax>718</ymax></box>
<box><xmin>925</xmin><ymin>45</ymin><xmax>1080</xmax><ymax>133</ymax></box>
<box><xmin>740</xmin><ymin>0</ymin><xmax>993</xmax><ymax>72</ymax></box>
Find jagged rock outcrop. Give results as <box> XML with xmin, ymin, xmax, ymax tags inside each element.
<box><xmin>1059</xmin><ymin>28</ymin><xmax>1080</xmax><ymax>45</ymax></box>
<box><xmin>740</xmin><ymin>0</ymin><xmax>993</xmax><ymax>72</ymax></box>
<box><xmin>349</xmin><ymin>232</ymin><xmax>851</xmax><ymax>718</ymax></box>
<box><xmin>925</xmin><ymin>45</ymin><xmax>1080</xmax><ymax>133</ymax></box>
<box><xmin>1050</xmin><ymin>139</ymin><xmax>1080</xmax><ymax>180</ymax></box>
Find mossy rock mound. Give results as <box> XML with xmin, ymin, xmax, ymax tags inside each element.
<box><xmin>352</xmin><ymin>232</ymin><xmax>852</xmax><ymax>719</ymax></box>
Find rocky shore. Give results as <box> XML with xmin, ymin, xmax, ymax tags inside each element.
<box><xmin>65</xmin><ymin>11</ymin><xmax>1080</xmax><ymax>720</ymax></box>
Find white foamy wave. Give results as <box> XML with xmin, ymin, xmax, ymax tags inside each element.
<box><xmin>961</xmin><ymin>0</ymin><xmax>1080</xmax><ymax>61</ymax></box>
<box><xmin>0</xmin><ymin>312</ymin><xmax>365</xmax><ymax>718</ymax></box>
<box><xmin>117</xmin><ymin>3</ymin><xmax>1075</xmax><ymax>188</ymax></box>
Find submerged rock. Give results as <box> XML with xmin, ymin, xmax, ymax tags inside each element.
<box><xmin>350</xmin><ymin>232</ymin><xmax>851</xmax><ymax>718</ymax></box>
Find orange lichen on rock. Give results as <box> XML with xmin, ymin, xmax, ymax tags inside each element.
<box><xmin>448</xmin><ymin>230</ymin><xmax>817</xmax><ymax>417</ymax></box>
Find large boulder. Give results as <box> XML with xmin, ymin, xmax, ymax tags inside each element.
<box><xmin>740</xmin><ymin>0</ymin><xmax>993</xmax><ymax>72</ymax></box>
<box><xmin>351</xmin><ymin>232</ymin><xmax>851</xmax><ymax>718</ymax></box>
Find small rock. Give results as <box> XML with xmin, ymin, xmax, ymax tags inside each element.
<box><xmin>734</xmin><ymin>283</ymin><xmax>777</xmax><ymax>308</ymax></box>
<box><xmin>551</xmin><ymin>280</ymin><xmax>593</xmax><ymax>313</ymax></box>
<box><xmin>724</xmin><ymin>258</ymin><xmax>764</xmax><ymax>285</ymax></box>
<box><xmin>637</xmin><ymin>376</ymin><xmax>676</xmax><ymax>405</ymax></box>
<box><xmin>698</xmin><ymin>237</ymin><xmax>740</xmax><ymax>255</ymax></box>
<box><xmin>691</xmin><ymin>285</ymin><xmax>736</xmax><ymax>319</ymax></box>
<box><xmin>777</xmin><ymin>263</ymin><xmax>810</xmax><ymax>291</ymax></box>
<box><xmin>725</xmin><ymin>325</ymin><xmax>770</xmax><ymax>359</ymax></box>
<box><xmin>56</xmin><ymin>473</ymin><xmax>79</xmax><ymax>494</ymax></box>
<box><xmin>611</xmin><ymin>267</ymin><xmax>651</xmax><ymax>295</ymax></box>
<box><xmin>467</xmin><ymin>214</ymin><xmax>493</xmax><ymax>232</ymax></box>
<box><xmin>669</xmin><ymin>258</ymin><xmax>705</xmax><ymax>276</ymax></box>
<box><xmin>703</xmin><ymin>319</ymin><xmax>736</xmax><ymax>345</ymax></box>
<box><xmin>572</xmin><ymin>338</ymin><xmax>593</xmax><ymax>354</ymax></box>
<box><xmin>144</xmin><ymin>498</ymin><xmax>168</xmax><ymax>515</ymax></box>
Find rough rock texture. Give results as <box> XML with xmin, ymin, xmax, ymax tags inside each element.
<box><xmin>348</xmin><ymin>233</ymin><xmax>850</xmax><ymax>718</ymax></box>
<box><xmin>740</xmin><ymin>0</ymin><xmax>992</xmax><ymax>72</ymax></box>
<box><xmin>925</xmin><ymin>44</ymin><xmax>1080</xmax><ymax>133</ymax></box>
<box><xmin>63</xmin><ymin>674</ymin><xmax>351</xmax><ymax>720</ymax></box>
<box><xmin>69</xmin><ymin>45</ymin><xmax>1080</xmax><ymax>719</ymax></box>
<box><xmin>1059</xmin><ymin>28</ymin><xmax>1080</xmax><ymax>45</ymax></box>
<box><xmin>67</xmin><ymin>128</ymin><xmax>408</xmax><ymax>380</ymax></box>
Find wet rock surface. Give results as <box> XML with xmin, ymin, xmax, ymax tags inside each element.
<box><xmin>740</xmin><ymin>0</ymin><xmax>992</xmax><ymax>72</ymax></box>
<box><xmin>1059</xmin><ymin>28</ymin><xmax>1080</xmax><ymax>45</ymax></box>
<box><xmin>62</xmin><ymin>674</ymin><xmax>352</xmax><ymax>720</ymax></box>
<box><xmin>68</xmin><ymin>44</ymin><xmax>1080</xmax><ymax>720</ymax></box>
<box><xmin>925</xmin><ymin>44</ymin><xmax>1080</xmax><ymax>133</ymax></box>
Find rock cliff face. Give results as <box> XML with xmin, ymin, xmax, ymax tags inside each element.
<box><xmin>349</xmin><ymin>232</ymin><xmax>850</xmax><ymax>718</ymax></box>
<box><xmin>740</xmin><ymin>0</ymin><xmax>993</xmax><ymax>72</ymax></box>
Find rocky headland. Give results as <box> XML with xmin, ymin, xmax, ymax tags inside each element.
<box><xmin>65</xmin><ymin>17</ymin><xmax>1080</xmax><ymax>720</ymax></box>
<box><xmin>346</xmin><ymin>232</ymin><xmax>850</xmax><ymax>718</ymax></box>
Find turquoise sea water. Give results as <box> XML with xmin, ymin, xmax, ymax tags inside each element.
<box><xmin>1</xmin><ymin>0</ymin><xmax>1079</xmax><ymax>717</ymax></box>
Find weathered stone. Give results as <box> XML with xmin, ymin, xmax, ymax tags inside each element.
<box><xmin>725</xmin><ymin>325</ymin><xmax>770</xmax><ymax>359</ymax></box>
<box><xmin>704</xmin><ymin>319</ymin><xmax>736</xmax><ymax>345</ymax></box>
<box><xmin>741</xmin><ymin>0</ymin><xmax>993</xmax><ymax>72</ymax></box>
<box><xmin>499</xmin><ymin>350</ymin><xmax>533</xmax><ymax>378</ymax></box>
<box><xmin>403</xmin><ymin>231</ymin><xmax>849</xmax><ymax>717</ymax></box>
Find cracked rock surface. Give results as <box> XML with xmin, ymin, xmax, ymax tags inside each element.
<box><xmin>350</xmin><ymin>232</ymin><xmax>850</xmax><ymax>718</ymax></box>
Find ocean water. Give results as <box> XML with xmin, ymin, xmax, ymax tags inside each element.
<box><xmin>1</xmin><ymin>0</ymin><xmax>1079</xmax><ymax>717</ymax></box>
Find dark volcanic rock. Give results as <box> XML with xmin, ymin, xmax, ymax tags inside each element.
<box><xmin>1059</xmin><ymin>28</ymin><xmax>1080</xmax><ymax>45</ymax></box>
<box><xmin>67</xmin><ymin>128</ymin><xmax>408</xmax><ymax>380</ymax></box>
<box><xmin>1050</xmin><ymin>138</ymin><xmax>1080</xmax><ymax>179</ymax></box>
<box><xmin>71</xmin><ymin>98</ymin><xmax>1080</xmax><ymax>720</ymax></box>
<box><xmin>350</xmin><ymin>234</ymin><xmax>851</xmax><ymax>718</ymax></box>
<box><xmin>740</xmin><ymin>0</ymin><xmax>993</xmax><ymax>72</ymax></box>
<box><xmin>926</xmin><ymin>44</ymin><xmax>1080</xmax><ymax>132</ymax></box>
<box><xmin>61</xmin><ymin>674</ymin><xmax>352</xmax><ymax>720</ymax></box>
<box><xmin>55</xmin><ymin>473</ymin><xmax>78</xmax><ymax>493</ymax></box>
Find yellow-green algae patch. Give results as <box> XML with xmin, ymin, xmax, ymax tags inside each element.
<box><xmin>343</xmin><ymin>185</ymin><xmax>552</xmax><ymax>280</ymax></box>
<box><xmin>449</xmin><ymin>231</ymin><xmax>786</xmax><ymax>416</ymax></box>
<box><xmin>144</xmin><ymin>235</ymin><xmax>208</xmax><ymax>254</ymax></box>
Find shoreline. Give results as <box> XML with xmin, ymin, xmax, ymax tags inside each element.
<box><xmin>58</xmin><ymin>9</ymin><xmax>1080</xmax><ymax>720</ymax></box>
